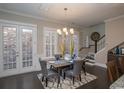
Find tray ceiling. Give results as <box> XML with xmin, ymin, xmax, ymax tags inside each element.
<box><xmin>0</xmin><ymin>3</ymin><xmax>124</xmax><ymax>27</ymax></box>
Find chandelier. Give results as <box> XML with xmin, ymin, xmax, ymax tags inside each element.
<box><xmin>57</xmin><ymin>8</ymin><xmax>74</xmax><ymax>36</ymax></box>
<box><xmin>56</xmin><ymin>8</ymin><xmax>75</xmax><ymax>57</ymax></box>
<box><xmin>57</xmin><ymin>27</ymin><xmax>74</xmax><ymax>36</ymax></box>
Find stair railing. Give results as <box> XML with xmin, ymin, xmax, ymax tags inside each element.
<box><xmin>97</xmin><ymin>34</ymin><xmax>105</xmax><ymax>52</ymax></box>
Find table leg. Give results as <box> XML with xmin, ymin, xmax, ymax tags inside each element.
<box><xmin>58</xmin><ymin>68</ymin><xmax>61</xmax><ymax>76</ymax></box>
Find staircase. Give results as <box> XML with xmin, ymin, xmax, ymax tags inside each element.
<box><xmin>79</xmin><ymin>34</ymin><xmax>124</xmax><ymax>64</ymax></box>
<box><xmin>79</xmin><ymin>34</ymin><xmax>106</xmax><ymax>61</ymax></box>
<box><xmin>79</xmin><ymin>34</ymin><xmax>106</xmax><ymax>53</ymax></box>
<box><xmin>94</xmin><ymin>14</ymin><xmax>124</xmax><ymax>64</ymax></box>
<box><xmin>95</xmin><ymin>40</ymin><xmax>124</xmax><ymax>64</ymax></box>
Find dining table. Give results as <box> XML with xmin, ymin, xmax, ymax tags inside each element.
<box><xmin>48</xmin><ymin>59</ymin><xmax>73</xmax><ymax>75</ymax></box>
<box><xmin>46</xmin><ymin>58</ymin><xmax>87</xmax><ymax>76</ymax></box>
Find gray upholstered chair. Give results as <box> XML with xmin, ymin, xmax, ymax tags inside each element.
<box><xmin>63</xmin><ymin>59</ymin><xmax>83</xmax><ymax>84</ymax></box>
<box><xmin>39</xmin><ymin>58</ymin><xmax>60</xmax><ymax>87</ymax></box>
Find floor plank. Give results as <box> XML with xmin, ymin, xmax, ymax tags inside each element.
<box><xmin>0</xmin><ymin>66</ymin><xmax>110</xmax><ymax>89</ymax></box>
<box><xmin>0</xmin><ymin>72</ymin><xmax>44</xmax><ymax>89</ymax></box>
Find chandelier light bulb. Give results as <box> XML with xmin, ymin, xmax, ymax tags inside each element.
<box><xmin>57</xmin><ymin>29</ymin><xmax>62</xmax><ymax>35</ymax></box>
<box><xmin>65</xmin><ymin>31</ymin><xmax>68</xmax><ymax>35</ymax></box>
<box><xmin>70</xmin><ymin>28</ymin><xmax>74</xmax><ymax>35</ymax></box>
<box><xmin>63</xmin><ymin>27</ymin><xmax>67</xmax><ymax>33</ymax></box>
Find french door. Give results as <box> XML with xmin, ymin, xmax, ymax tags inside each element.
<box><xmin>0</xmin><ymin>20</ymin><xmax>37</xmax><ymax>77</ymax></box>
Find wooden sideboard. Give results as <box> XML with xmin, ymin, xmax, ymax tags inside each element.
<box><xmin>107</xmin><ymin>54</ymin><xmax>124</xmax><ymax>83</ymax></box>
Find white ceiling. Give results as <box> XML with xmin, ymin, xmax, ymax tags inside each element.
<box><xmin>0</xmin><ymin>3</ymin><xmax>124</xmax><ymax>27</ymax></box>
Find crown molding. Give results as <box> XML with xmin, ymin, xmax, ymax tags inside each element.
<box><xmin>104</xmin><ymin>14</ymin><xmax>124</xmax><ymax>23</ymax></box>
<box><xmin>0</xmin><ymin>8</ymin><xmax>83</xmax><ymax>29</ymax></box>
<box><xmin>0</xmin><ymin>19</ymin><xmax>37</xmax><ymax>27</ymax></box>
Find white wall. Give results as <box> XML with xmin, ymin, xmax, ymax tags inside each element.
<box><xmin>95</xmin><ymin>15</ymin><xmax>124</xmax><ymax>64</ymax></box>
<box><xmin>106</xmin><ymin>16</ymin><xmax>124</xmax><ymax>50</ymax></box>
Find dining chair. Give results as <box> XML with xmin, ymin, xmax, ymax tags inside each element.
<box><xmin>106</xmin><ymin>60</ymin><xmax>119</xmax><ymax>83</ymax></box>
<box><xmin>39</xmin><ymin>58</ymin><xmax>60</xmax><ymax>87</ymax></box>
<box><xmin>63</xmin><ymin>59</ymin><xmax>83</xmax><ymax>84</ymax></box>
<box><xmin>54</xmin><ymin>54</ymin><xmax>62</xmax><ymax>60</ymax></box>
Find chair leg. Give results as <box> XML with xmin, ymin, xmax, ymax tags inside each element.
<box><xmin>57</xmin><ymin>75</ymin><xmax>60</xmax><ymax>88</ymax></box>
<box><xmin>50</xmin><ymin>65</ymin><xmax>53</xmax><ymax>69</ymax></box>
<box><xmin>42</xmin><ymin>76</ymin><xmax>44</xmax><ymax>82</ymax></box>
<box><xmin>84</xmin><ymin>68</ymin><xmax>86</xmax><ymax>75</ymax></box>
<box><xmin>45</xmin><ymin>78</ymin><xmax>48</xmax><ymax>87</ymax></box>
<box><xmin>82</xmin><ymin>63</ymin><xmax>86</xmax><ymax>75</ymax></box>
<box><xmin>63</xmin><ymin>72</ymin><xmax>66</xmax><ymax>79</ymax></box>
<box><xmin>72</xmin><ymin>77</ymin><xmax>75</xmax><ymax>85</ymax></box>
<box><xmin>79</xmin><ymin>74</ymin><xmax>81</xmax><ymax>81</ymax></box>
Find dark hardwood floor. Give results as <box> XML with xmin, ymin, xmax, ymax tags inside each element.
<box><xmin>0</xmin><ymin>72</ymin><xmax>44</xmax><ymax>89</ymax></box>
<box><xmin>0</xmin><ymin>65</ymin><xmax>110</xmax><ymax>89</ymax></box>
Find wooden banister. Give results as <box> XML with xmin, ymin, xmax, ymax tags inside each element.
<box><xmin>79</xmin><ymin>34</ymin><xmax>105</xmax><ymax>52</ymax></box>
<box><xmin>98</xmin><ymin>34</ymin><xmax>105</xmax><ymax>42</ymax></box>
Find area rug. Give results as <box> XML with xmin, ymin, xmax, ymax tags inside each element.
<box><xmin>37</xmin><ymin>72</ymin><xmax>97</xmax><ymax>89</ymax></box>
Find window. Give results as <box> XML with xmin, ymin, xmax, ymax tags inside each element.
<box><xmin>3</xmin><ymin>26</ymin><xmax>17</xmax><ymax>70</ymax></box>
<box><xmin>22</xmin><ymin>29</ymin><xmax>33</xmax><ymax>67</ymax></box>
<box><xmin>43</xmin><ymin>27</ymin><xmax>58</xmax><ymax>58</ymax></box>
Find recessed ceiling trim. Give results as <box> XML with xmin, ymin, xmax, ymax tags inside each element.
<box><xmin>0</xmin><ymin>8</ymin><xmax>82</xmax><ymax>29</ymax></box>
